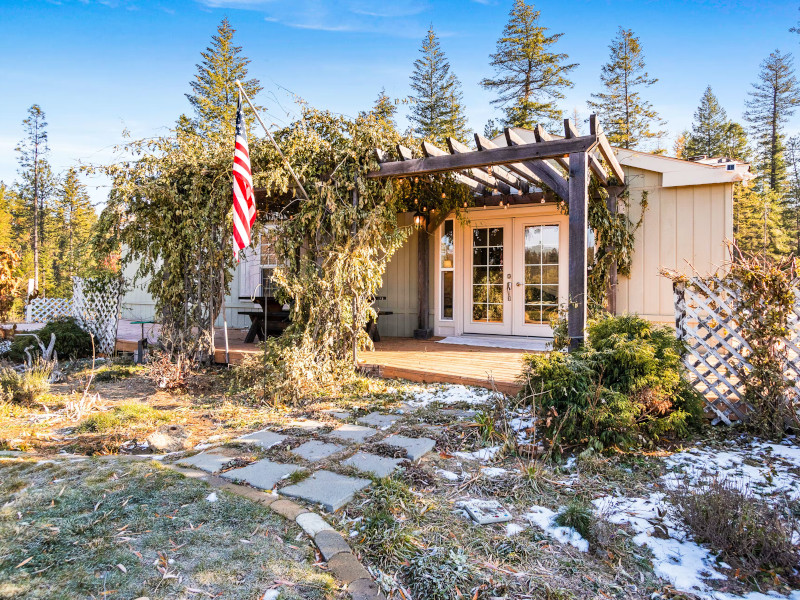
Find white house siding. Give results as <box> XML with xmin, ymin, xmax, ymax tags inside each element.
<box><xmin>616</xmin><ymin>166</ymin><xmax>733</xmax><ymax>323</ymax></box>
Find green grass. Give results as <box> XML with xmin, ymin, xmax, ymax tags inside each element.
<box><xmin>76</xmin><ymin>403</ymin><xmax>173</xmax><ymax>433</ymax></box>
<box><xmin>0</xmin><ymin>457</ymin><xmax>335</xmax><ymax>600</ymax></box>
<box><xmin>554</xmin><ymin>500</ymin><xmax>596</xmax><ymax>542</ymax></box>
<box><xmin>93</xmin><ymin>362</ymin><xmax>145</xmax><ymax>382</ymax></box>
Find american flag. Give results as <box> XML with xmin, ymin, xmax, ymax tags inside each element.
<box><xmin>232</xmin><ymin>93</ymin><xmax>256</xmax><ymax>262</ymax></box>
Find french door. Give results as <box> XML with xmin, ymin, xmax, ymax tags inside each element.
<box><xmin>463</xmin><ymin>216</ymin><xmax>567</xmax><ymax>337</ymax></box>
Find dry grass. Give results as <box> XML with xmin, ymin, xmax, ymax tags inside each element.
<box><xmin>0</xmin><ymin>457</ymin><xmax>337</xmax><ymax>600</ymax></box>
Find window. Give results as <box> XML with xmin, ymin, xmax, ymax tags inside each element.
<box><xmin>440</xmin><ymin>220</ymin><xmax>454</xmax><ymax>319</ymax></box>
<box><xmin>523</xmin><ymin>225</ymin><xmax>559</xmax><ymax>324</ymax></box>
<box><xmin>472</xmin><ymin>226</ymin><xmax>504</xmax><ymax>323</ymax></box>
<box><xmin>260</xmin><ymin>228</ymin><xmax>279</xmax><ymax>298</ymax></box>
<box><xmin>726</xmin><ymin>164</ymin><xmax>735</xmax><ymax>171</ymax></box>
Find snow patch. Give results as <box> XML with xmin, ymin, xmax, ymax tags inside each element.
<box><xmin>505</xmin><ymin>522</ymin><xmax>525</xmax><ymax>536</ymax></box>
<box><xmin>436</xmin><ymin>469</ymin><xmax>460</xmax><ymax>481</ymax></box>
<box><xmin>454</xmin><ymin>445</ymin><xmax>503</xmax><ymax>462</ymax></box>
<box><xmin>405</xmin><ymin>385</ymin><xmax>493</xmax><ymax>409</ymax></box>
<box><xmin>205</xmin><ymin>492</ymin><xmax>218</xmax><ymax>503</ymax></box>
<box><xmin>523</xmin><ymin>506</ymin><xmax>589</xmax><ymax>552</ymax></box>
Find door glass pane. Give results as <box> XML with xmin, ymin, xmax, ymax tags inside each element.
<box><xmin>441</xmin><ymin>220</ymin><xmax>454</xmax><ymax>268</ymax></box>
<box><xmin>524</xmin><ymin>225</ymin><xmax>559</xmax><ymax>324</ymax></box>
<box><xmin>471</xmin><ymin>227</ymin><xmax>504</xmax><ymax>323</ymax></box>
<box><xmin>442</xmin><ymin>271</ymin><xmax>453</xmax><ymax>318</ymax></box>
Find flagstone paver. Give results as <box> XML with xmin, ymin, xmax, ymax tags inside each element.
<box><xmin>381</xmin><ymin>434</ymin><xmax>436</xmax><ymax>461</ymax></box>
<box><xmin>235</xmin><ymin>429</ymin><xmax>286</xmax><ymax>449</ymax></box>
<box><xmin>280</xmin><ymin>469</ymin><xmax>371</xmax><ymax>512</ymax></box>
<box><xmin>177</xmin><ymin>451</ymin><xmax>235</xmax><ymax>473</ymax></box>
<box><xmin>296</xmin><ymin>512</ymin><xmax>336</xmax><ymax>537</ymax></box>
<box><xmin>328</xmin><ymin>424</ymin><xmax>378</xmax><ymax>444</ymax></box>
<box><xmin>321</xmin><ymin>409</ymin><xmax>350</xmax><ymax>420</ymax></box>
<box><xmin>343</xmin><ymin>452</ymin><xmax>405</xmax><ymax>477</ymax></box>
<box><xmin>282</xmin><ymin>419</ymin><xmax>327</xmax><ymax>432</ymax></box>
<box><xmin>292</xmin><ymin>440</ymin><xmax>345</xmax><ymax>462</ymax></box>
<box><xmin>221</xmin><ymin>459</ymin><xmax>304</xmax><ymax>490</ymax></box>
<box><xmin>356</xmin><ymin>412</ymin><xmax>401</xmax><ymax>430</ymax></box>
<box><xmin>314</xmin><ymin>529</ymin><xmax>352</xmax><ymax>560</ymax></box>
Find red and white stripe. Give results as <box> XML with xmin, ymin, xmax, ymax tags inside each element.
<box><xmin>232</xmin><ymin>99</ymin><xmax>256</xmax><ymax>262</ymax></box>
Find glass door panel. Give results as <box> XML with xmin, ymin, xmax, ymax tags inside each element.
<box><xmin>471</xmin><ymin>226</ymin><xmax>504</xmax><ymax>324</ymax></box>
<box><xmin>523</xmin><ymin>225</ymin><xmax>559</xmax><ymax>324</ymax></box>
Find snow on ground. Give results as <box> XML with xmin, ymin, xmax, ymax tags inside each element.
<box><xmin>593</xmin><ymin>436</ymin><xmax>800</xmax><ymax>600</ymax></box>
<box><xmin>523</xmin><ymin>506</ymin><xmax>589</xmax><ymax>552</ymax></box>
<box><xmin>403</xmin><ymin>384</ymin><xmax>494</xmax><ymax>409</ymax></box>
<box><xmin>454</xmin><ymin>445</ymin><xmax>503</xmax><ymax>462</ymax></box>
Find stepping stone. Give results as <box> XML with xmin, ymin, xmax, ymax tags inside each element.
<box><xmin>439</xmin><ymin>408</ymin><xmax>478</xmax><ymax>419</ymax></box>
<box><xmin>357</xmin><ymin>412</ymin><xmax>401</xmax><ymax>430</ymax></box>
<box><xmin>220</xmin><ymin>459</ymin><xmax>304</xmax><ymax>490</ymax></box>
<box><xmin>292</xmin><ymin>440</ymin><xmax>344</xmax><ymax>462</ymax></box>
<box><xmin>343</xmin><ymin>452</ymin><xmax>404</xmax><ymax>478</ymax></box>
<box><xmin>177</xmin><ymin>451</ymin><xmax>234</xmax><ymax>473</ymax></box>
<box><xmin>328</xmin><ymin>424</ymin><xmax>378</xmax><ymax>444</ymax></box>
<box><xmin>235</xmin><ymin>429</ymin><xmax>286</xmax><ymax>449</ymax></box>
<box><xmin>381</xmin><ymin>435</ymin><xmax>436</xmax><ymax>461</ymax></box>
<box><xmin>280</xmin><ymin>470</ymin><xmax>371</xmax><ymax>512</ymax></box>
<box><xmin>296</xmin><ymin>512</ymin><xmax>335</xmax><ymax>537</ymax></box>
<box><xmin>321</xmin><ymin>409</ymin><xmax>350</xmax><ymax>421</ymax></box>
<box><xmin>282</xmin><ymin>419</ymin><xmax>327</xmax><ymax>432</ymax></box>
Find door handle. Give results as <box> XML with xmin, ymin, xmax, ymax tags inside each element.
<box><xmin>506</xmin><ymin>281</ymin><xmax>512</xmax><ymax>301</ymax></box>
<box><xmin>515</xmin><ymin>282</ymin><xmax>522</xmax><ymax>287</ymax></box>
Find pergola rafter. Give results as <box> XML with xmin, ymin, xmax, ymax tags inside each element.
<box><xmin>368</xmin><ymin>114</ymin><xmax>625</xmax><ymax>349</ymax></box>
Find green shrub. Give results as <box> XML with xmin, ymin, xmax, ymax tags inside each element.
<box><xmin>669</xmin><ymin>478</ymin><xmax>799</xmax><ymax>577</ymax></box>
<box><xmin>520</xmin><ymin>314</ymin><xmax>704</xmax><ymax>453</ymax></box>
<box><xmin>8</xmin><ymin>318</ymin><xmax>93</xmax><ymax>362</ymax></box>
<box><xmin>0</xmin><ymin>362</ymin><xmax>52</xmax><ymax>404</ymax></box>
<box><xmin>402</xmin><ymin>546</ymin><xmax>477</xmax><ymax>600</ymax></box>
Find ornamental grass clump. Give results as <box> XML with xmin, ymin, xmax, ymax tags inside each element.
<box><xmin>520</xmin><ymin>314</ymin><xmax>704</xmax><ymax>453</ymax></box>
<box><xmin>402</xmin><ymin>546</ymin><xmax>478</xmax><ymax>600</ymax></box>
<box><xmin>0</xmin><ymin>361</ymin><xmax>52</xmax><ymax>404</ymax></box>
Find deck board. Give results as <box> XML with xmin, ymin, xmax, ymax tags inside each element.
<box><xmin>115</xmin><ymin>323</ymin><xmax>529</xmax><ymax>394</ymax></box>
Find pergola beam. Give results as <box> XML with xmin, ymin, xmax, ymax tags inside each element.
<box><xmin>474</xmin><ymin>134</ymin><xmax>542</xmax><ymax>192</ymax></box>
<box><xmin>534</xmin><ymin>125</ymin><xmax>570</xmax><ymax>172</ymax></box>
<box><xmin>504</xmin><ymin>128</ymin><xmax>571</xmax><ymax>201</ymax></box>
<box><xmin>564</xmin><ymin>119</ymin><xmax>609</xmax><ymax>185</ymax></box>
<box><xmin>589</xmin><ymin>115</ymin><xmax>625</xmax><ymax>183</ymax></box>
<box><xmin>368</xmin><ymin>134</ymin><xmax>598</xmax><ymax>183</ymax></box>
<box><xmin>396</xmin><ymin>143</ymin><xmax>485</xmax><ymax>194</ymax></box>
<box><xmin>446</xmin><ymin>137</ymin><xmax>527</xmax><ymax>193</ymax></box>
<box><xmin>421</xmin><ymin>141</ymin><xmax>509</xmax><ymax>194</ymax></box>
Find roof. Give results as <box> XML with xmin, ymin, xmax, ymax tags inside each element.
<box><xmin>495</xmin><ymin>128</ymin><xmax>753</xmax><ymax>188</ymax></box>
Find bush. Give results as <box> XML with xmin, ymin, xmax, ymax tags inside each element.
<box><xmin>7</xmin><ymin>318</ymin><xmax>93</xmax><ymax>362</ymax></box>
<box><xmin>669</xmin><ymin>478</ymin><xmax>799</xmax><ymax>577</ymax></box>
<box><xmin>520</xmin><ymin>314</ymin><xmax>704</xmax><ymax>453</ymax></box>
<box><xmin>0</xmin><ymin>362</ymin><xmax>52</xmax><ymax>404</ymax></box>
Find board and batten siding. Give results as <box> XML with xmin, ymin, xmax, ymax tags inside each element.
<box><xmin>616</xmin><ymin>166</ymin><xmax>733</xmax><ymax>322</ymax></box>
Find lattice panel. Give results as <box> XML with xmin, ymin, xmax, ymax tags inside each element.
<box><xmin>27</xmin><ymin>297</ymin><xmax>73</xmax><ymax>323</ymax></box>
<box><xmin>674</xmin><ymin>277</ymin><xmax>800</xmax><ymax>424</ymax></box>
<box><xmin>72</xmin><ymin>277</ymin><xmax>121</xmax><ymax>355</ymax></box>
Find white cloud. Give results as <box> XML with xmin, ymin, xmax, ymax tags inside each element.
<box><xmin>196</xmin><ymin>0</ymin><xmax>432</xmax><ymax>35</ymax></box>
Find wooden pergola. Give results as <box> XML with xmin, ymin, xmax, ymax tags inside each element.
<box><xmin>367</xmin><ymin>114</ymin><xmax>625</xmax><ymax>349</ymax></box>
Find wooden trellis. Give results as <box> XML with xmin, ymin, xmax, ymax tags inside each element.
<box><xmin>72</xmin><ymin>277</ymin><xmax>122</xmax><ymax>355</ymax></box>
<box><xmin>26</xmin><ymin>297</ymin><xmax>73</xmax><ymax>323</ymax></box>
<box><xmin>673</xmin><ymin>276</ymin><xmax>800</xmax><ymax>425</ymax></box>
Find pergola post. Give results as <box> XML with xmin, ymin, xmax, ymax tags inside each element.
<box><xmin>568</xmin><ymin>151</ymin><xmax>589</xmax><ymax>351</ymax></box>
<box><xmin>414</xmin><ymin>224</ymin><xmax>432</xmax><ymax>339</ymax></box>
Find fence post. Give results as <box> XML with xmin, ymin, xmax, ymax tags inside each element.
<box><xmin>674</xmin><ymin>281</ymin><xmax>687</xmax><ymax>343</ymax></box>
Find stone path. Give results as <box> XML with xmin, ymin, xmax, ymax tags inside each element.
<box><xmin>176</xmin><ymin>411</ymin><xmax>438</xmax><ymax>514</ymax></box>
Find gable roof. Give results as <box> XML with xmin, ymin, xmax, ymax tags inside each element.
<box><xmin>494</xmin><ymin>128</ymin><xmax>752</xmax><ymax>188</ymax></box>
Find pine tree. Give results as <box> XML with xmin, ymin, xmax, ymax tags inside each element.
<box><xmin>0</xmin><ymin>183</ymin><xmax>14</xmax><ymax>248</ymax></box>
<box><xmin>408</xmin><ymin>27</ymin><xmax>469</xmax><ymax>144</ymax></box>
<box><xmin>734</xmin><ymin>184</ymin><xmax>790</xmax><ymax>259</ymax></box>
<box><xmin>480</xmin><ymin>0</ymin><xmax>576</xmax><ymax>129</ymax></box>
<box><xmin>588</xmin><ymin>27</ymin><xmax>666</xmax><ymax>149</ymax></box>
<box><xmin>744</xmin><ymin>50</ymin><xmax>800</xmax><ymax>194</ymax></box>
<box><xmin>685</xmin><ymin>87</ymin><xmax>729</xmax><ymax>157</ymax></box>
<box><xmin>185</xmin><ymin>17</ymin><xmax>262</xmax><ymax>139</ymax></box>
<box><xmin>371</xmin><ymin>88</ymin><xmax>397</xmax><ymax>127</ymax></box>
<box><xmin>721</xmin><ymin>122</ymin><xmax>751</xmax><ymax>163</ymax></box>
<box><xmin>785</xmin><ymin>135</ymin><xmax>800</xmax><ymax>254</ymax></box>
<box><xmin>47</xmin><ymin>168</ymin><xmax>96</xmax><ymax>296</ymax></box>
<box><xmin>14</xmin><ymin>105</ymin><xmax>54</xmax><ymax>293</ymax></box>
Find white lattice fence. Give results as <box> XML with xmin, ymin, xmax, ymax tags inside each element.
<box><xmin>72</xmin><ymin>277</ymin><xmax>121</xmax><ymax>355</ymax></box>
<box><xmin>26</xmin><ymin>297</ymin><xmax>73</xmax><ymax>323</ymax></box>
<box><xmin>674</xmin><ymin>277</ymin><xmax>800</xmax><ymax>425</ymax></box>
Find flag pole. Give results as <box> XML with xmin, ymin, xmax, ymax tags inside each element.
<box><xmin>235</xmin><ymin>79</ymin><xmax>310</xmax><ymax>202</ymax></box>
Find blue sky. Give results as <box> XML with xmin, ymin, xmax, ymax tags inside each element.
<box><xmin>1</xmin><ymin>0</ymin><xmax>800</xmax><ymax>207</ymax></box>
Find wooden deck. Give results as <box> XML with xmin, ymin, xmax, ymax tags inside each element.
<box><xmin>116</xmin><ymin>323</ymin><xmax>527</xmax><ymax>394</ymax></box>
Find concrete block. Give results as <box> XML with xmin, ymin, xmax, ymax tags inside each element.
<box><xmin>280</xmin><ymin>470</ymin><xmax>371</xmax><ymax>512</ymax></box>
<box><xmin>327</xmin><ymin>552</ymin><xmax>371</xmax><ymax>583</ymax></box>
<box><xmin>235</xmin><ymin>429</ymin><xmax>286</xmax><ymax>449</ymax></box>
<box><xmin>220</xmin><ymin>459</ymin><xmax>304</xmax><ymax>490</ymax></box>
<box><xmin>381</xmin><ymin>435</ymin><xmax>435</xmax><ymax>461</ymax></box>
<box><xmin>270</xmin><ymin>499</ymin><xmax>309</xmax><ymax>520</ymax></box>
<box><xmin>177</xmin><ymin>451</ymin><xmax>234</xmax><ymax>473</ymax></box>
<box><xmin>296</xmin><ymin>512</ymin><xmax>335</xmax><ymax>537</ymax></box>
<box><xmin>291</xmin><ymin>440</ymin><xmax>344</xmax><ymax>462</ymax></box>
<box><xmin>328</xmin><ymin>424</ymin><xmax>378</xmax><ymax>443</ymax></box>
<box><xmin>314</xmin><ymin>529</ymin><xmax>351</xmax><ymax>560</ymax></box>
<box><xmin>342</xmin><ymin>452</ymin><xmax>404</xmax><ymax>478</ymax></box>
<box><xmin>356</xmin><ymin>412</ymin><xmax>401</xmax><ymax>430</ymax></box>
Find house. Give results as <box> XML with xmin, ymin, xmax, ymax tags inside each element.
<box><xmin>118</xmin><ymin>125</ymin><xmax>751</xmax><ymax>345</ymax></box>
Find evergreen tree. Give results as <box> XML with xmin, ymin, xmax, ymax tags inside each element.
<box><xmin>185</xmin><ymin>17</ymin><xmax>262</xmax><ymax>139</ymax></box>
<box><xmin>14</xmin><ymin>105</ymin><xmax>54</xmax><ymax>293</ymax></box>
<box><xmin>721</xmin><ymin>122</ymin><xmax>751</xmax><ymax>163</ymax></box>
<box><xmin>685</xmin><ymin>87</ymin><xmax>729</xmax><ymax>157</ymax></box>
<box><xmin>408</xmin><ymin>27</ymin><xmax>469</xmax><ymax>144</ymax></box>
<box><xmin>588</xmin><ymin>27</ymin><xmax>666</xmax><ymax>149</ymax></box>
<box><xmin>744</xmin><ymin>50</ymin><xmax>800</xmax><ymax>194</ymax></box>
<box><xmin>47</xmin><ymin>168</ymin><xmax>96</xmax><ymax>296</ymax></box>
<box><xmin>0</xmin><ymin>183</ymin><xmax>14</xmax><ymax>248</ymax></box>
<box><xmin>785</xmin><ymin>135</ymin><xmax>800</xmax><ymax>254</ymax></box>
<box><xmin>734</xmin><ymin>184</ymin><xmax>790</xmax><ymax>259</ymax></box>
<box><xmin>371</xmin><ymin>88</ymin><xmax>397</xmax><ymax>127</ymax></box>
<box><xmin>480</xmin><ymin>0</ymin><xmax>576</xmax><ymax>128</ymax></box>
